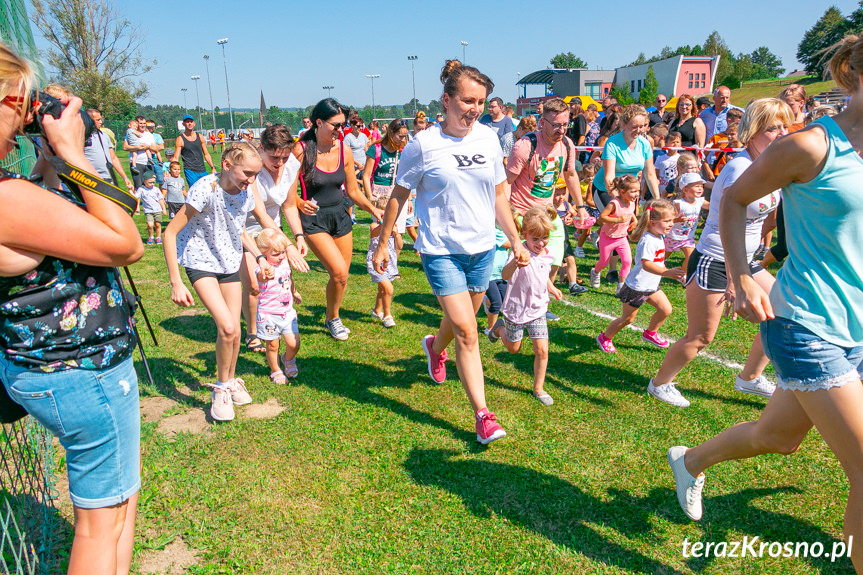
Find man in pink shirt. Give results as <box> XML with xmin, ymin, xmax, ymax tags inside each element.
<box><xmin>506</xmin><ymin>97</ymin><xmax>589</xmax><ymax>301</ymax></box>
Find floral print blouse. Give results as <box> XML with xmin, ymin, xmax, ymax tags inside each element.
<box><xmin>0</xmin><ymin>256</ymin><xmax>135</xmax><ymax>372</ymax></box>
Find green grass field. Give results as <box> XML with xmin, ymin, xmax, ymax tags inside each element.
<box><xmin>97</xmin><ymin>157</ymin><xmax>855</xmax><ymax>574</ymax></box>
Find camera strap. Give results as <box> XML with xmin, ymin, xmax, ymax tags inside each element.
<box><xmin>44</xmin><ymin>155</ymin><xmax>137</xmax><ymax>215</ymax></box>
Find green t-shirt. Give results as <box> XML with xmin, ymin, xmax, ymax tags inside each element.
<box><xmin>366</xmin><ymin>145</ymin><xmax>399</xmax><ymax>185</ymax></box>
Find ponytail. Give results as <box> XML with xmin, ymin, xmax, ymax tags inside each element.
<box><xmin>629</xmin><ymin>198</ymin><xmax>674</xmax><ymax>243</ymax></box>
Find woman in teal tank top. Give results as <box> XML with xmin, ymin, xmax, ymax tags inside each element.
<box><xmin>666</xmin><ymin>36</ymin><xmax>863</xmax><ymax>571</ymax></box>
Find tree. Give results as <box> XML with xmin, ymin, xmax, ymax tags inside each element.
<box><xmin>798</xmin><ymin>6</ymin><xmax>849</xmax><ymax>77</ymax></box>
<box><xmin>550</xmin><ymin>52</ymin><xmax>587</xmax><ymax>69</ymax></box>
<box><xmin>629</xmin><ymin>52</ymin><xmax>647</xmax><ymax>66</ymax></box>
<box><xmin>749</xmin><ymin>46</ymin><xmax>785</xmax><ymax>79</ymax></box>
<box><xmin>702</xmin><ymin>31</ymin><xmax>735</xmax><ymax>84</ymax></box>
<box><xmin>609</xmin><ymin>84</ymin><xmax>634</xmax><ymax>106</ymax></box>
<box><xmin>639</xmin><ymin>66</ymin><xmax>658</xmax><ymax>105</ymax></box>
<box><xmin>31</xmin><ymin>0</ymin><xmax>154</xmax><ymax>117</ymax></box>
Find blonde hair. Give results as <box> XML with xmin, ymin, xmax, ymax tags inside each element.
<box><xmin>0</xmin><ymin>42</ymin><xmax>35</xmax><ymax>131</ymax></box>
<box><xmin>676</xmin><ymin>151</ymin><xmax>698</xmax><ymax>172</ymax></box>
<box><xmin>43</xmin><ymin>83</ymin><xmax>71</xmax><ymax>99</ymax></box>
<box><xmin>221</xmin><ymin>142</ymin><xmax>261</xmax><ymax>168</ymax></box>
<box><xmin>520</xmin><ymin>206</ymin><xmax>556</xmax><ymax>239</ymax></box>
<box><xmin>621</xmin><ymin>103</ymin><xmax>648</xmax><ymax>126</ymax></box>
<box><xmin>254</xmin><ymin>228</ymin><xmax>290</xmax><ymax>253</ymax></box>
<box><xmin>516</xmin><ymin>115</ymin><xmax>537</xmax><ymax>132</ymax></box>
<box><xmin>630</xmin><ymin>198</ymin><xmax>674</xmax><ymax>243</ymax></box>
<box><xmin>805</xmin><ymin>105</ymin><xmax>838</xmax><ymax>125</ymax></box>
<box><xmin>737</xmin><ymin>98</ymin><xmax>794</xmax><ymax>146</ymax></box>
<box><xmin>828</xmin><ymin>34</ymin><xmax>863</xmax><ymax>93</ymax></box>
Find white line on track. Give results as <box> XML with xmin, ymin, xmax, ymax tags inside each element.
<box><xmin>557</xmin><ymin>297</ymin><xmax>746</xmax><ymax>372</ymax></box>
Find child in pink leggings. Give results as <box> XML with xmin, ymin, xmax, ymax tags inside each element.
<box><xmin>590</xmin><ymin>175</ymin><xmax>639</xmax><ymax>292</ymax></box>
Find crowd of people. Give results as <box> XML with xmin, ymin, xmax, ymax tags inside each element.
<box><xmin>1</xmin><ymin>34</ymin><xmax>862</xmax><ymax>573</ymax></box>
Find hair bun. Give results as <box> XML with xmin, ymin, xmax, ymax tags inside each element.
<box><xmin>415</xmin><ymin>111</ymin><xmax>426</xmax><ymax>120</ymax></box>
<box><xmin>440</xmin><ymin>59</ymin><xmax>463</xmax><ymax>84</ymax></box>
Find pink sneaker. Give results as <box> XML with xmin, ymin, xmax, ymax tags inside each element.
<box><xmin>475</xmin><ymin>408</ymin><xmax>507</xmax><ymax>445</ymax></box>
<box><xmin>642</xmin><ymin>330</ymin><xmax>670</xmax><ymax>348</ymax></box>
<box><xmin>422</xmin><ymin>335</ymin><xmax>448</xmax><ymax>383</ymax></box>
<box><xmin>596</xmin><ymin>333</ymin><xmax>617</xmax><ymax>353</ymax></box>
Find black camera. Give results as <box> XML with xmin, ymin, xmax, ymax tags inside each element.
<box><xmin>22</xmin><ymin>90</ymin><xmax>96</xmax><ymax>145</ymax></box>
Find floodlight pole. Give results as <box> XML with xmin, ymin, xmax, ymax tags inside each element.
<box><xmin>191</xmin><ymin>75</ymin><xmax>202</xmax><ymax>128</ymax></box>
<box><xmin>217</xmin><ymin>38</ymin><xmax>234</xmax><ymax>134</ymax></box>
<box><xmin>407</xmin><ymin>56</ymin><xmax>418</xmax><ymax>115</ymax></box>
<box><xmin>203</xmin><ymin>55</ymin><xmax>217</xmax><ymax>130</ymax></box>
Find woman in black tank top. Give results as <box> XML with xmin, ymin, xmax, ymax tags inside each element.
<box><xmin>291</xmin><ymin>98</ymin><xmax>384</xmax><ymax>340</ymax></box>
<box><xmin>669</xmin><ymin>94</ymin><xmax>706</xmax><ymax>148</ymax></box>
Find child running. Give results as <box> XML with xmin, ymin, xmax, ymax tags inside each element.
<box><xmin>665</xmin><ymin>173</ymin><xmax>709</xmax><ymax>273</ymax></box>
<box><xmin>488</xmin><ymin>207</ymin><xmax>563</xmax><ymax>406</ymax></box>
<box><xmin>254</xmin><ymin>229</ymin><xmax>300</xmax><ymax>383</ymax></box>
<box><xmin>136</xmin><ymin>170</ymin><xmax>167</xmax><ymax>245</ymax></box>
<box><xmin>366</xmin><ymin>217</ymin><xmax>399</xmax><ymax>328</ymax></box>
<box><xmin>596</xmin><ymin>199</ymin><xmax>685</xmax><ymax>353</ymax></box>
<box><xmin>590</xmin><ymin>175</ymin><xmax>639</xmax><ymax>292</ymax></box>
<box><xmin>161</xmin><ymin>161</ymin><xmax>186</xmax><ymax>219</ymax></box>
<box><xmin>482</xmin><ymin>224</ymin><xmax>511</xmax><ymax>336</ymax></box>
<box><xmin>163</xmin><ymin>142</ymin><xmax>272</xmax><ymax>422</ymax></box>
<box><xmin>574</xmin><ymin>163</ymin><xmax>599</xmax><ymax>257</ymax></box>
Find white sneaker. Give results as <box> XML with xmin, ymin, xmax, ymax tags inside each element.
<box><xmin>589</xmin><ymin>231</ymin><xmax>599</xmax><ymax>248</ymax></box>
<box><xmin>668</xmin><ymin>445</ymin><xmax>705</xmax><ymax>521</ymax></box>
<box><xmin>482</xmin><ymin>296</ymin><xmax>490</xmax><ymax>315</ymax></box>
<box><xmin>575</xmin><ymin>246</ymin><xmax>585</xmax><ymax>258</ymax></box>
<box><xmin>206</xmin><ymin>384</ymin><xmax>235</xmax><ymax>421</ymax></box>
<box><xmin>589</xmin><ymin>268</ymin><xmax>600</xmax><ymax>288</ymax></box>
<box><xmin>648</xmin><ymin>379</ymin><xmax>690</xmax><ymax>407</ymax></box>
<box><xmin>734</xmin><ymin>375</ymin><xmax>775</xmax><ymax>398</ymax></box>
<box><xmin>228</xmin><ymin>378</ymin><xmax>252</xmax><ymax>405</ymax></box>
<box><xmin>382</xmin><ymin>315</ymin><xmax>396</xmax><ymax>328</ymax></box>
<box><xmin>326</xmin><ymin>318</ymin><xmax>350</xmax><ymax>341</ymax></box>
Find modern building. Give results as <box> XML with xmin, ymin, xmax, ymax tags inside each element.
<box><xmin>516</xmin><ymin>54</ymin><xmax>721</xmax><ymax>114</ymax></box>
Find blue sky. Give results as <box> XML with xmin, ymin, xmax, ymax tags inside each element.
<box><xmin>29</xmin><ymin>0</ymin><xmax>862</xmax><ymax>110</ymax></box>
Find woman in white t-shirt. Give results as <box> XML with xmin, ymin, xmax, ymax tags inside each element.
<box><xmin>372</xmin><ymin>59</ymin><xmax>528</xmax><ymax>445</ymax></box>
<box><xmin>163</xmin><ymin>143</ymin><xmax>285</xmax><ymax>423</ymax></box>
<box><xmin>239</xmin><ymin>124</ymin><xmax>309</xmax><ymax>353</ymax></box>
<box><xmin>648</xmin><ymin>99</ymin><xmax>792</xmax><ymax>408</ymax></box>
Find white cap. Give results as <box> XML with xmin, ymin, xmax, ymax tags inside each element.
<box><xmin>678</xmin><ymin>173</ymin><xmax>705</xmax><ymax>188</ymax></box>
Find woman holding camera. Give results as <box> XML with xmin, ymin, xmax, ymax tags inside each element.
<box><xmin>0</xmin><ymin>43</ymin><xmax>144</xmax><ymax>575</ymax></box>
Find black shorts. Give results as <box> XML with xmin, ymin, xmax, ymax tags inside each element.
<box><xmin>167</xmin><ymin>202</ymin><xmax>185</xmax><ymax>218</ymax></box>
<box><xmin>563</xmin><ymin>225</ymin><xmax>575</xmax><ymax>258</ymax></box>
<box><xmin>300</xmin><ymin>203</ymin><xmax>353</xmax><ymax>238</ymax></box>
<box><xmin>593</xmin><ymin>188</ymin><xmax>613</xmax><ymax>212</ymax></box>
<box><xmin>185</xmin><ymin>267</ymin><xmax>240</xmax><ymax>285</ymax></box>
<box><xmin>617</xmin><ymin>283</ymin><xmax>656</xmax><ymax>308</ymax></box>
<box><xmin>685</xmin><ymin>249</ymin><xmax>765</xmax><ymax>292</ymax></box>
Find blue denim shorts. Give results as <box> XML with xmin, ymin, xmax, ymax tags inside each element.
<box><xmin>0</xmin><ymin>356</ymin><xmax>141</xmax><ymax>509</ymax></box>
<box><xmin>761</xmin><ymin>316</ymin><xmax>863</xmax><ymax>391</ymax></box>
<box><xmin>420</xmin><ymin>249</ymin><xmax>495</xmax><ymax>297</ymax></box>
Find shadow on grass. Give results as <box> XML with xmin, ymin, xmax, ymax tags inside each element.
<box><xmin>405</xmin><ymin>449</ymin><xmax>854</xmax><ymax>573</ymax></box>
<box><xmin>297</xmin><ymin>355</ymin><xmax>481</xmax><ymax>449</ymax></box>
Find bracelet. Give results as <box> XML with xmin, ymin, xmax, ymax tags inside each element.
<box><xmin>575</xmin><ymin>204</ymin><xmax>586</xmax><ymax>209</ymax></box>
<box><xmin>295</xmin><ymin>233</ymin><xmax>305</xmax><ymax>239</ymax></box>
<box><xmin>255</xmin><ymin>254</ymin><xmax>267</xmax><ymax>263</ymax></box>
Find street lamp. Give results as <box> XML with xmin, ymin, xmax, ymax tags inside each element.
<box><xmin>460</xmin><ymin>41</ymin><xmax>468</xmax><ymax>63</ymax></box>
<box><xmin>217</xmin><ymin>38</ymin><xmax>234</xmax><ymax>134</ymax></box>
<box><xmin>190</xmin><ymin>75</ymin><xmax>202</xmax><ymax>128</ymax></box>
<box><xmin>365</xmin><ymin>74</ymin><xmax>380</xmax><ymax>120</ymax></box>
<box><xmin>203</xmin><ymin>55</ymin><xmax>217</xmax><ymax>130</ymax></box>
<box><xmin>181</xmin><ymin>88</ymin><xmax>188</xmax><ymax>111</ymax></box>
<box><xmin>322</xmin><ymin>85</ymin><xmax>333</xmax><ymax>97</ymax></box>
<box><xmin>407</xmin><ymin>56</ymin><xmax>418</xmax><ymax>115</ymax></box>
<box><xmin>516</xmin><ymin>72</ymin><xmax>521</xmax><ymax>106</ymax></box>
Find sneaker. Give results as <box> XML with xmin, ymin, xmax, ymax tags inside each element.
<box><xmin>371</xmin><ymin>309</ymin><xmax>383</xmax><ymax>320</ymax></box>
<box><xmin>282</xmin><ymin>356</ymin><xmax>299</xmax><ymax>378</ymax></box>
<box><xmin>575</xmin><ymin>246</ymin><xmax>585</xmax><ymax>258</ymax></box>
<box><xmin>605</xmin><ymin>269</ymin><xmax>619</xmax><ymax>284</ymax></box>
<box><xmin>668</xmin><ymin>446</ymin><xmax>705</xmax><ymax>521</ymax></box>
<box><xmin>596</xmin><ymin>333</ymin><xmax>617</xmax><ymax>353</ymax></box>
<box><xmin>422</xmin><ymin>335</ymin><xmax>448</xmax><ymax>383</ymax></box>
<box><xmin>589</xmin><ymin>231</ymin><xmax>599</xmax><ymax>248</ymax></box>
<box><xmin>487</xmin><ymin>318</ymin><xmax>504</xmax><ymax>343</ymax></box>
<box><xmin>546</xmin><ymin>311</ymin><xmax>560</xmax><ymax>322</ymax></box>
<box><xmin>569</xmin><ymin>283</ymin><xmax>589</xmax><ymax>296</ymax></box>
<box><xmin>326</xmin><ymin>318</ymin><xmax>349</xmax><ymax>341</ymax></box>
<box><xmin>228</xmin><ymin>378</ymin><xmax>252</xmax><ymax>405</ymax></box>
<box><xmin>146</xmin><ymin>237</ymin><xmax>155</xmax><ymax>245</ymax></box>
<box><xmin>589</xmin><ymin>268</ymin><xmax>601</xmax><ymax>288</ymax></box>
<box><xmin>382</xmin><ymin>315</ymin><xmax>396</xmax><ymax>328</ymax></box>
<box><xmin>533</xmin><ymin>392</ymin><xmax>554</xmax><ymax>406</ymax></box>
<box><xmin>616</xmin><ymin>282</ymin><xmax>623</xmax><ymax>295</ymax></box>
<box><xmin>207</xmin><ymin>384</ymin><xmax>235</xmax><ymax>421</ymax></box>
<box><xmin>482</xmin><ymin>296</ymin><xmax>490</xmax><ymax>315</ymax></box>
<box><xmin>647</xmin><ymin>379</ymin><xmax>690</xmax><ymax>407</ymax></box>
<box><xmin>155</xmin><ymin>237</ymin><xmax>162</xmax><ymax>245</ymax></box>
<box><xmin>642</xmin><ymin>330</ymin><xmax>670</xmax><ymax>348</ymax></box>
<box><xmin>475</xmin><ymin>408</ymin><xmax>507</xmax><ymax>445</ymax></box>
<box><xmin>753</xmin><ymin>245</ymin><xmax>768</xmax><ymax>261</ymax></box>
<box><xmin>734</xmin><ymin>374</ymin><xmax>775</xmax><ymax>398</ymax></box>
